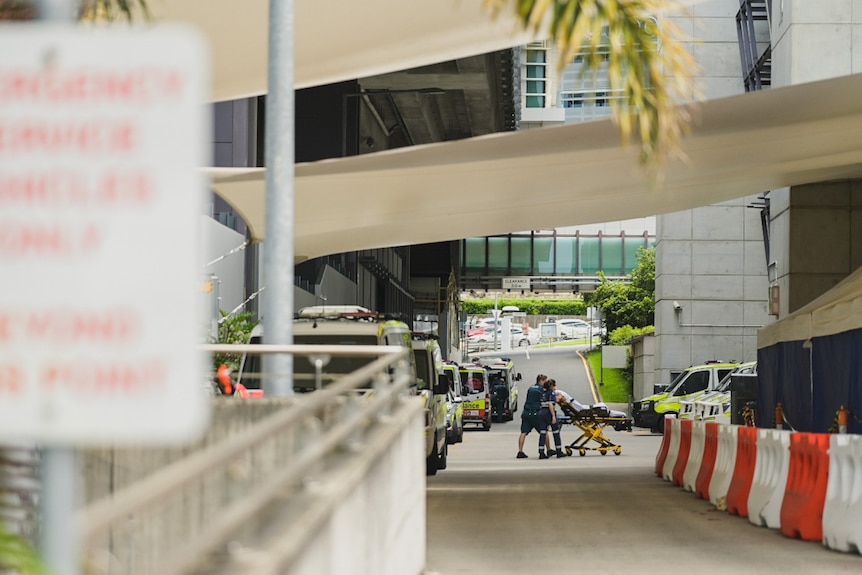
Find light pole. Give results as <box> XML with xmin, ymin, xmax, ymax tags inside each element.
<box><xmin>341</xmin><ymin>87</ymin><xmax>447</xmax><ymax>158</ymax></box>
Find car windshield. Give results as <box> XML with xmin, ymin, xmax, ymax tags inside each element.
<box><xmin>460</xmin><ymin>372</ymin><xmax>484</xmax><ymax>392</ymax></box>
<box><xmin>291</xmin><ymin>334</ymin><xmax>379</xmax><ymax>391</ymax></box>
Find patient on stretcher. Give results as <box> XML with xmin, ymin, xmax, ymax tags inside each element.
<box><xmin>556</xmin><ymin>390</ymin><xmax>632</xmax><ymax>431</ymax></box>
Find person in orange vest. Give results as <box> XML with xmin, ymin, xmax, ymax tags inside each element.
<box><xmin>216</xmin><ymin>364</ymin><xmax>256</xmax><ymax>398</ymax></box>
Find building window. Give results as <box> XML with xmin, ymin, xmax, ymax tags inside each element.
<box><xmin>579</xmin><ymin>237</ymin><xmax>600</xmax><ymax>274</ymax></box>
<box><xmin>602</xmin><ymin>237</ymin><xmax>623</xmax><ymax>274</ymax></box>
<box><xmin>526</xmin><ymin>95</ymin><xmax>546</xmax><ymax>108</ymax></box>
<box><xmin>511</xmin><ymin>237</ymin><xmax>532</xmax><ymax>274</ymax></box>
<box><xmin>534</xmin><ymin>237</ymin><xmax>554</xmax><ymax>274</ymax></box>
<box><xmin>560</xmin><ymin>92</ymin><xmax>584</xmax><ymax>108</ymax></box>
<box><xmin>525</xmin><ymin>48</ymin><xmax>547</xmax><ymax>109</ymax></box>
<box><xmin>555</xmin><ymin>237</ymin><xmax>577</xmax><ymax>275</ymax></box>
<box><xmin>488</xmin><ymin>237</ymin><xmax>509</xmax><ymax>273</ymax></box>
<box><xmin>595</xmin><ymin>91</ymin><xmax>608</xmax><ymax>107</ymax></box>
<box><xmin>464</xmin><ymin>238</ymin><xmax>486</xmax><ymax>269</ymax></box>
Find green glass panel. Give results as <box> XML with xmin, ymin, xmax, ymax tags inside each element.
<box><xmin>580</xmin><ymin>237</ymin><xmax>600</xmax><ymax>274</ymax></box>
<box><xmin>555</xmin><ymin>237</ymin><xmax>576</xmax><ymax>275</ymax></box>
<box><xmin>526</xmin><ymin>65</ymin><xmax>545</xmax><ymax>79</ymax></box>
<box><xmin>526</xmin><ymin>50</ymin><xmax>546</xmax><ymax>63</ymax></box>
<box><xmin>526</xmin><ymin>95</ymin><xmax>545</xmax><ymax>108</ymax></box>
<box><xmin>511</xmin><ymin>237</ymin><xmax>531</xmax><ymax>274</ymax></box>
<box><xmin>534</xmin><ymin>237</ymin><xmax>554</xmax><ymax>274</ymax></box>
<box><xmin>623</xmin><ymin>238</ymin><xmax>646</xmax><ymax>274</ymax></box>
<box><xmin>526</xmin><ymin>80</ymin><xmax>546</xmax><ymax>93</ymax></box>
<box><xmin>602</xmin><ymin>237</ymin><xmax>623</xmax><ymax>274</ymax></box>
<box><xmin>488</xmin><ymin>237</ymin><xmax>509</xmax><ymax>273</ymax></box>
<box><xmin>464</xmin><ymin>238</ymin><xmax>486</xmax><ymax>270</ymax></box>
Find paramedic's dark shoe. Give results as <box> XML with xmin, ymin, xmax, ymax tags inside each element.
<box><xmin>538</xmin><ymin>452</ymin><xmax>549</xmax><ymax>460</ymax></box>
<box><xmin>556</xmin><ymin>450</ymin><xmax>567</xmax><ymax>458</ymax></box>
<box><xmin>516</xmin><ymin>451</ymin><xmax>528</xmax><ymax>459</ymax></box>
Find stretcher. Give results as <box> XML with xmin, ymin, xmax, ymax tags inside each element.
<box><xmin>557</xmin><ymin>399</ymin><xmax>632</xmax><ymax>457</ymax></box>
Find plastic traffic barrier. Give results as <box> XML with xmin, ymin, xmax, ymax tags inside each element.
<box><xmin>726</xmin><ymin>426</ymin><xmax>758</xmax><ymax>517</ymax></box>
<box><xmin>662</xmin><ymin>417</ymin><xmax>681</xmax><ymax>482</ymax></box>
<box><xmin>683</xmin><ymin>421</ymin><xmax>707</xmax><ymax>492</ymax></box>
<box><xmin>747</xmin><ymin>429</ymin><xmax>792</xmax><ymax>528</ymax></box>
<box><xmin>822</xmin><ymin>434</ymin><xmax>862</xmax><ymax>554</ymax></box>
<box><xmin>709</xmin><ymin>424</ymin><xmax>739</xmax><ymax>509</ymax></box>
<box><xmin>780</xmin><ymin>432</ymin><xmax>831</xmax><ymax>541</ymax></box>
<box><xmin>671</xmin><ymin>419</ymin><xmax>694</xmax><ymax>487</ymax></box>
<box><xmin>695</xmin><ymin>422</ymin><xmax>720</xmax><ymax>501</ymax></box>
<box><xmin>655</xmin><ymin>418</ymin><xmax>673</xmax><ymax>477</ymax></box>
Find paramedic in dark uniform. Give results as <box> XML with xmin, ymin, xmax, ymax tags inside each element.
<box><xmin>516</xmin><ymin>374</ymin><xmax>547</xmax><ymax>459</ymax></box>
<box><xmin>541</xmin><ymin>379</ymin><xmax>566</xmax><ymax>458</ymax></box>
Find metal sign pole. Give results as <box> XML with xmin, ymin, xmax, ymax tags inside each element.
<box><xmin>262</xmin><ymin>0</ymin><xmax>296</xmax><ymax>396</ymax></box>
<box><xmin>34</xmin><ymin>4</ymin><xmax>79</xmax><ymax>574</ymax></box>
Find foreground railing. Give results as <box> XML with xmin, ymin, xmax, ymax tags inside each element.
<box><xmin>78</xmin><ymin>345</ymin><xmax>426</xmax><ymax>575</ymax></box>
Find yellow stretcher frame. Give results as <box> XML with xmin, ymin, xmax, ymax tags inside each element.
<box><xmin>558</xmin><ymin>399</ymin><xmax>628</xmax><ymax>457</ymax></box>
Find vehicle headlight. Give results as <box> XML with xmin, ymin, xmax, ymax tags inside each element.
<box><xmin>640</xmin><ymin>401</ymin><xmax>651</xmax><ymax>410</ymax></box>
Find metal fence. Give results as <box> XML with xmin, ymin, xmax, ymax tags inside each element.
<box><xmin>77</xmin><ymin>345</ymin><xmax>425</xmax><ymax>575</ymax></box>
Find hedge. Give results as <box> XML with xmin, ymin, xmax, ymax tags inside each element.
<box><xmin>462</xmin><ymin>298</ymin><xmax>587</xmax><ymax>316</ymax></box>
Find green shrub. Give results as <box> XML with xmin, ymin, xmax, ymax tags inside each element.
<box><xmin>461</xmin><ymin>298</ymin><xmax>586</xmax><ymax>316</ymax></box>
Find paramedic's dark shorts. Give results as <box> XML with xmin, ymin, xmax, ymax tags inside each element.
<box><xmin>520</xmin><ymin>410</ymin><xmax>544</xmax><ymax>434</ymax></box>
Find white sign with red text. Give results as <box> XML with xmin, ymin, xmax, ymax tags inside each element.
<box><xmin>0</xmin><ymin>25</ymin><xmax>210</xmax><ymax>444</ymax></box>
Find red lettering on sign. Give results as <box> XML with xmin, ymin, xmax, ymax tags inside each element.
<box><xmin>41</xmin><ymin>360</ymin><xmax>164</xmax><ymax>395</ymax></box>
<box><xmin>0</xmin><ymin>68</ymin><xmax>188</xmax><ymax>104</ymax></box>
<box><xmin>0</xmin><ymin>120</ymin><xmax>136</xmax><ymax>153</ymax></box>
<box><xmin>25</xmin><ymin>309</ymin><xmax>139</xmax><ymax>343</ymax></box>
<box><xmin>0</xmin><ymin>364</ymin><xmax>23</xmax><ymax>395</ymax></box>
<box><xmin>0</xmin><ymin>170</ymin><xmax>155</xmax><ymax>207</ymax></box>
<box><xmin>0</xmin><ymin>222</ymin><xmax>104</xmax><ymax>257</ymax></box>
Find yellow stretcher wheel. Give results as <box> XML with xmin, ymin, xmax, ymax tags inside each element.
<box><xmin>614</xmin><ymin>446</ymin><xmax>622</xmax><ymax>455</ymax></box>
<box><xmin>565</xmin><ymin>447</ymin><xmax>572</xmax><ymax>457</ymax></box>
<box><xmin>578</xmin><ymin>448</ymin><xmax>586</xmax><ymax>457</ymax></box>
<box><xmin>600</xmin><ymin>449</ymin><xmax>607</xmax><ymax>456</ymax></box>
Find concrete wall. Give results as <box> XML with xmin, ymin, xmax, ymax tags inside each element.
<box><xmin>767</xmin><ymin>2</ymin><xmax>862</xmax><ymax>315</ymax></box>
<box><xmin>632</xmin><ymin>334</ymin><xmax>656</xmax><ymax>401</ymax></box>
<box><xmin>653</xmin><ymin>2</ymin><xmax>769</xmax><ymax>385</ymax></box>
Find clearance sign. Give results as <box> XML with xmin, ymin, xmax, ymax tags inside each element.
<box><xmin>0</xmin><ymin>25</ymin><xmax>210</xmax><ymax>444</ymax></box>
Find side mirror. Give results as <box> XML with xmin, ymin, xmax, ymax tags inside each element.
<box><xmin>515</xmin><ymin>373</ymin><xmax>522</xmax><ymax>381</ymax></box>
<box><xmin>434</xmin><ymin>374</ymin><xmax>449</xmax><ymax>395</ymax></box>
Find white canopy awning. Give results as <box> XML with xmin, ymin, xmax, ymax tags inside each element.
<box><xmin>209</xmin><ymin>73</ymin><xmax>862</xmax><ymax>262</ymax></box>
<box><xmin>758</xmin><ymin>266</ymin><xmax>862</xmax><ymax>349</ymax></box>
<box><xmin>150</xmin><ymin>0</ymin><xmax>541</xmax><ymax>101</ymax></box>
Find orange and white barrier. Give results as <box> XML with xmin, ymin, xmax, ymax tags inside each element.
<box><xmin>683</xmin><ymin>421</ymin><xmax>706</xmax><ymax>492</ymax></box>
<box><xmin>662</xmin><ymin>416</ymin><xmax>680</xmax><ymax>482</ymax></box>
<box><xmin>747</xmin><ymin>429</ymin><xmax>791</xmax><ymax>528</ymax></box>
<box><xmin>655</xmin><ymin>419</ymin><xmax>672</xmax><ymax>477</ymax></box>
<box><xmin>780</xmin><ymin>432</ymin><xmax>831</xmax><ymax>541</ymax></box>
<box><xmin>695</xmin><ymin>422</ymin><xmax>720</xmax><ymax>501</ymax></box>
<box><xmin>726</xmin><ymin>426</ymin><xmax>758</xmax><ymax>517</ymax></box>
<box><xmin>708</xmin><ymin>424</ymin><xmax>738</xmax><ymax>509</ymax></box>
<box><xmin>822</xmin><ymin>433</ymin><xmax>862</xmax><ymax>554</ymax></box>
<box><xmin>671</xmin><ymin>419</ymin><xmax>694</xmax><ymax>486</ymax></box>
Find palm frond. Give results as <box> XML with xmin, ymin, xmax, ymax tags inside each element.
<box><xmin>485</xmin><ymin>0</ymin><xmax>699</xmax><ymax>171</ymax></box>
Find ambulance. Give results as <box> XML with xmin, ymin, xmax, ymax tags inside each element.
<box><xmin>458</xmin><ymin>362</ymin><xmax>492</xmax><ymax>431</ymax></box>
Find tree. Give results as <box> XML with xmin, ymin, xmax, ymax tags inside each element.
<box><xmin>591</xmin><ymin>246</ymin><xmax>655</xmax><ymax>332</ymax></box>
<box><xmin>485</xmin><ymin>0</ymin><xmax>697</xmax><ymax>170</ymax></box>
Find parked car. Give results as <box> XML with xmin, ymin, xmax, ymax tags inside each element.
<box><xmin>442</xmin><ymin>361</ymin><xmax>465</xmax><ymax>444</ymax></box>
<box><xmin>467</xmin><ymin>327</ymin><xmax>533</xmax><ymax>348</ymax></box>
<box><xmin>632</xmin><ymin>361</ymin><xmax>739</xmax><ymax>433</ymax></box>
<box><xmin>556</xmin><ymin>319</ymin><xmax>593</xmax><ymax>340</ymax></box>
<box><xmin>691</xmin><ymin>361</ymin><xmax>758</xmax><ymax>424</ymax></box>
